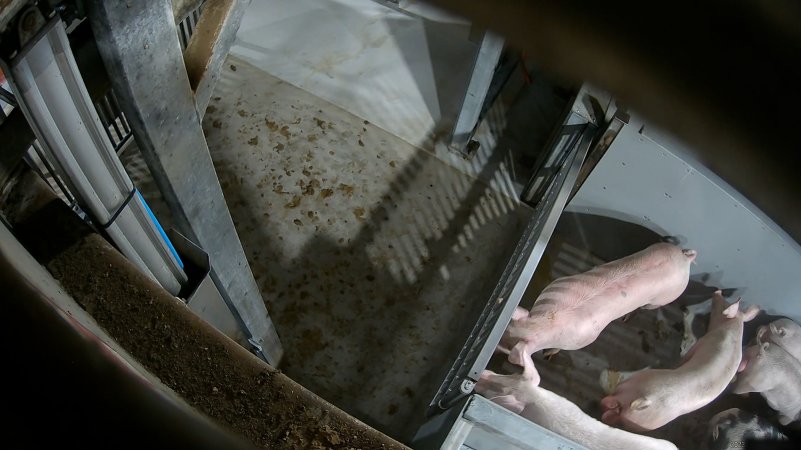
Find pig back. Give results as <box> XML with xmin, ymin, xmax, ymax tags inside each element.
<box><xmin>525</xmin><ymin>386</ymin><xmax>678</xmax><ymax>450</ymax></box>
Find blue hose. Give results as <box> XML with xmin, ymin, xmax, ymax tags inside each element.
<box><xmin>135</xmin><ymin>189</ymin><xmax>184</xmax><ymax>269</ymax></box>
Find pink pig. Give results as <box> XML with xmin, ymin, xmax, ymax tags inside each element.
<box><xmin>476</xmin><ymin>354</ymin><xmax>678</xmax><ymax>450</ymax></box>
<box><xmin>500</xmin><ymin>243</ymin><xmax>697</xmax><ymax>365</ymax></box>
<box><xmin>599</xmin><ymin>291</ymin><xmax>759</xmax><ymax>431</ymax></box>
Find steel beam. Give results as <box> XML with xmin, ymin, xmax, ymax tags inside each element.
<box><xmin>184</xmin><ymin>0</ymin><xmax>249</xmax><ymax>115</ymax></box>
<box><xmin>449</xmin><ymin>31</ymin><xmax>504</xmax><ymax>154</ymax></box>
<box><xmin>86</xmin><ymin>0</ymin><xmax>283</xmax><ymax>364</ymax></box>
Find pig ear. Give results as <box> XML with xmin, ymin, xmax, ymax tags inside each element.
<box><xmin>722</xmin><ymin>299</ymin><xmax>740</xmax><ymax>319</ymax></box>
<box><xmin>759</xmin><ymin>341</ymin><xmax>770</xmax><ymax>355</ymax></box>
<box><xmin>770</xmin><ymin>322</ymin><xmax>786</xmax><ymax>337</ymax></box>
<box><xmin>711</xmin><ymin>424</ymin><xmax>720</xmax><ymax>441</ymax></box>
<box><xmin>630</xmin><ymin>397</ymin><xmax>651</xmax><ymax>410</ymax></box>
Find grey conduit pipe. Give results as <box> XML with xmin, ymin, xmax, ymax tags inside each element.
<box><xmin>3</xmin><ymin>17</ymin><xmax>187</xmax><ymax>295</ymax></box>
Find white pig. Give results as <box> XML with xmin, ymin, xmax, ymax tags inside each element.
<box><xmin>476</xmin><ymin>354</ymin><xmax>678</xmax><ymax>450</ymax></box>
<box><xmin>757</xmin><ymin>318</ymin><xmax>801</xmax><ymax>363</ymax></box>
<box><xmin>733</xmin><ymin>340</ymin><xmax>801</xmax><ymax>425</ymax></box>
<box><xmin>500</xmin><ymin>243</ymin><xmax>697</xmax><ymax>365</ymax></box>
<box><xmin>600</xmin><ymin>291</ymin><xmax>759</xmax><ymax>431</ymax></box>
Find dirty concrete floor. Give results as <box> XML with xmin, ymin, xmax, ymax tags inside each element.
<box><xmin>182</xmin><ymin>56</ymin><xmax>530</xmax><ymax>442</ymax></box>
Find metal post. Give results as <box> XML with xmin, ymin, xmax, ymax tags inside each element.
<box><xmin>86</xmin><ymin>0</ymin><xmax>283</xmax><ymax>364</ymax></box>
<box><xmin>449</xmin><ymin>31</ymin><xmax>504</xmax><ymax>154</ymax></box>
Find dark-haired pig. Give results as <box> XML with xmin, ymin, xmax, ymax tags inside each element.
<box><xmin>733</xmin><ymin>340</ymin><xmax>801</xmax><ymax>425</ymax></box>
<box><xmin>758</xmin><ymin>318</ymin><xmax>801</xmax><ymax>362</ymax></box>
<box><xmin>476</xmin><ymin>354</ymin><xmax>678</xmax><ymax>450</ymax></box>
<box><xmin>703</xmin><ymin>408</ymin><xmax>786</xmax><ymax>450</ymax></box>
<box><xmin>500</xmin><ymin>243</ymin><xmax>696</xmax><ymax>365</ymax></box>
<box><xmin>600</xmin><ymin>291</ymin><xmax>759</xmax><ymax>431</ymax></box>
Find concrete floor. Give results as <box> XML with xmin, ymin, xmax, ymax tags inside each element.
<box><xmin>190</xmin><ymin>57</ymin><xmax>531</xmax><ymax>441</ymax></box>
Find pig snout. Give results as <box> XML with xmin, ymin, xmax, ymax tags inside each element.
<box><xmin>599</xmin><ymin>396</ymin><xmax>623</xmax><ymax>425</ymax></box>
<box><xmin>682</xmin><ymin>248</ymin><xmax>697</xmax><ymax>261</ymax></box>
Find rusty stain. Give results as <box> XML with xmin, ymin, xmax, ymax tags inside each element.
<box><xmin>320</xmin><ymin>189</ymin><xmax>334</xmax><ymax>198</ymax></box>
<box><xmin>389</xmin><ymin>160</ymin><xmax>397</xmax><ymax>168</ymax></box>
<box><xmin>274</xmin><ymin>143</ymin><xmax>284</xmax><ymax>152</ymax></box>
<box><xmin>265</xmin><ymin>119</ymin><xmax>279</xmax><ymax>132</ymax></box>
<box><xmin>229</xmin><ymin>64</ymin><xmax>237</xmax><ymax>71</ymax></box>
<box><xmin>212</xmin><ymin>120</ymin><xmax>222</xmax><ymax>129</ymax></box>
<box><xmin>307</xmin><ymin>134</ymin><xmax>318</xmax><ymax>143</ymax></box>
<box><xmin>353</xmin><ymin>207</ymin><xmax>365</xmax><ymax>220</ymax></box>
<box><xmin>285</xmin><ymin>196</ymin><xmax>301</xmax><ymax>208</ymax></box>
<box><xmin>248</xmin><ymin>136</ymin><xmax>258</xmax><ymax>146</ymax></box>
<box><xmin>358</xmin><ymin>139</ymin><xmax>364</xmax><ymax>147</ymax></box>
<box><xmin>337</xmin><ymin>184</ymin><xmax>354</xmax><ymax>196</ymax></box>
<box><xmin>238</xmin><ymin>109</ymin><xmax>248</xmax><ymax>117</ymax></box>
<box><xmin>313</xmin><ymin>117</ymin><xmax>326</xmax><ymax>129</ymax></box>
<box><xmin>280</xmin><ymin>126</ymin><xmax>291</xmax><ymax>139</ymax></box>
<box><xmin>293</xmin><ymin>219</ymin><xmax>303</xmax><ymax>226</ymax></box>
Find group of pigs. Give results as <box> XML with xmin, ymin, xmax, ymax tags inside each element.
<box><xmin>475</xmin><ymin>242</ymin><xmax>800</xmax><ymax>449</ymax></box>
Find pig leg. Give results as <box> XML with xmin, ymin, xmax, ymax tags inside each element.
<box><xmin>543</xmin><ymin>348</ymin><xmax>561</xmax><ymax>359</ymax></box>
<box><xmin>496</xmin><ymin>307</ymin><xmax>531</xmax><ymax>354</ymax></box>
<box><xmin>680</xmin><ymin>299</ymin><xmax>712</xmax><ymax>357</ymax></box>
<box><xmin>476</xmin><ymin>355</ymin><xmax>540</xmax><ymax>414</ymax></box>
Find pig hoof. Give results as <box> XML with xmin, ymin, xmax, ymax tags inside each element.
<box><xmin>543</xmin><ymin>348</ymin><xmax>560</xmax><ymax>360</ymax></box>
<box><xmin>622</xmin><ymin>312</ymin><xmax>634</xmax><ymax>323</ymax></box>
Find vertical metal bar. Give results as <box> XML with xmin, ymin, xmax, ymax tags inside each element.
<box><xmin>32</xmin><ymin>140</ymin><xmax>77</xmax><ymax>205</ymax></box>
<box><xmin>178</xmin><ymin>22</ymin><xmax>188</xmax><ymax>49</ymax></box>
<box><xmin>86</xmin><ymin>0</ymin><xmax>283</xmax><ymax>364</ymax></box>
<box><xmin>109</xmin><ymin>91</ymin><xmax>130</xmax><ymax>133</ymax></box>
<box><xmin>449</xmin><ymin>31</ymin><xmax>504</xmax><ymax>154</ymax></box>
<box><xmin>185</xmin><ymin>15</ymin><xmax>194</xmax><ymax>39</ymax></box>
<box><xmin>102</xmin><ymin>95</ymin><xmax>124</xmax><ymax>142</ymax></box>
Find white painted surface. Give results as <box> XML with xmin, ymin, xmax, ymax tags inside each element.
<box><xmin>232</xmin><ymin>0</ymin><xmax>476</xmax><ymax>149</ymax></box>
<box><xmin>229</xmin><ymin>0</ymin><xmax>522</xmax><ymax>188</ymax></box>
<box><xmin>568</xmin><ymin>115</ymin><xmax>801</xmax><ymax>322</ymax></box>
